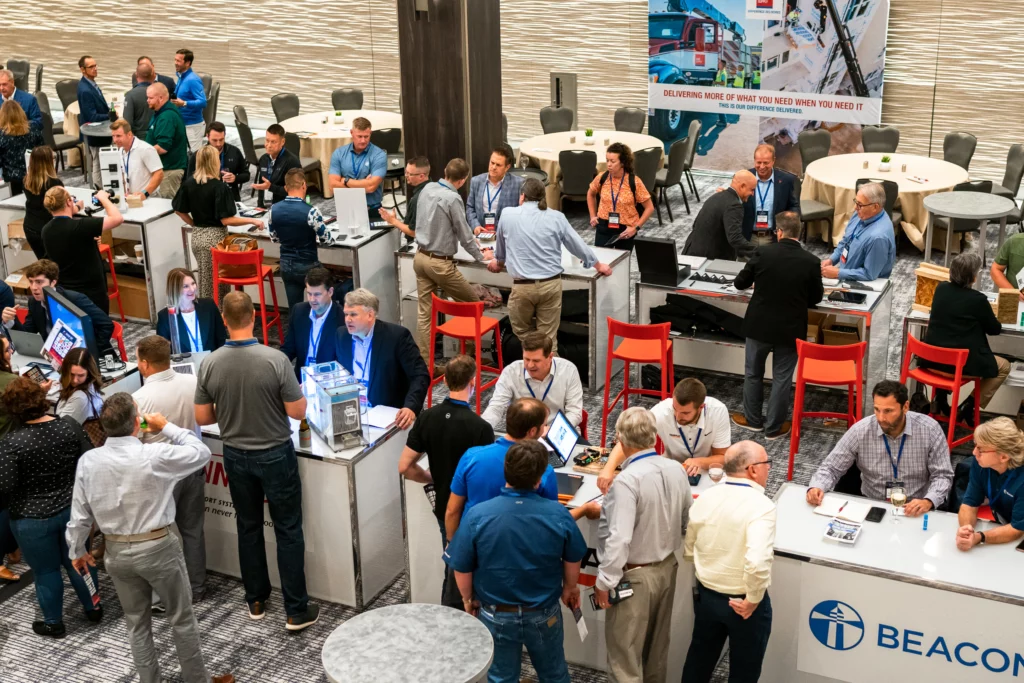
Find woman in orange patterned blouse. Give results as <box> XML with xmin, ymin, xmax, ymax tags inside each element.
<box><xmin>586</xmin><ymin>142</ymin><xmax>655</xmax><ymax>251</ymax></box>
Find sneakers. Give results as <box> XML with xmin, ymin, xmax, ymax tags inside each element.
<box><xmin>85</xmin><ymin>605</ymin><xmax>104</xmax><ymax>623</ymax></box>
<box><xmin>766</xmin><ymin>421</ymin><xmax>793</xmax><ymax>440</ymax></box>
<box><xmin>247</xmin><ymin>600</ymin><xmax>266</xmax><ymax>621</ymax></box>
<box><xmin>730</xmin><ymin>412</ymin><xmax>763</xmax><ymax>432</ymax></box>
<box><xmin>285</xmin><ymin>604</ymin><xmax>320</xmax><ymax>632</ymax></box>
<box><xmin>32</xmin><ymin>621</ymin><xmax>66</xmax><ymax>638</ymax></box>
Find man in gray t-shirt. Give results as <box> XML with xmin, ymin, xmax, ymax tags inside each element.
<box><xmin>194</xmin><ymin>292</ymin><xmax>320</xmax><ymax>632</ymax></box>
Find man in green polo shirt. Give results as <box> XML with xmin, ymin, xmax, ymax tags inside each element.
<box><xmin>992</xmin><ymin>232</ymin><xmax>1024</xmax><ymax>301</ymax></box>
<box><xmin>145</xmin><ymin>83</ymin><xmax>189</xmax><ymax>198</ymax></box>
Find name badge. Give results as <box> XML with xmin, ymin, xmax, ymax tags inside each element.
<box><xmin>840</xmin><ymin>247</ymin><xmax>849</xmax><ymax>264</ymax></box>
<box><xmin>884</xmin><ymin>480</ymin><xmax>905</xmax><ymax>501</ymax></box>
<box><xmin>484</xmin><ymin>212</ymin><xmax>496</xmax><ymax>226</ymax></box>
<box><xmin>608</xmin><ymin>212</ymin><xmax>621</xmax><ymax>227</ymax></box>
<box><xmin>755</xmin><ymin>211</ymin><xmax>770</xmax><ymax>230</ymax></box>
<box><xmin>1016</xmin><ymin>268</ymin><xmax>1024</xmax><ymax>290</ymax></box>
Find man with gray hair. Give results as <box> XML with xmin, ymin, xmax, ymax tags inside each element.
<box><xmin>335</xmin><ymin>287</ymin><xmax>429</xmax><ymax>428</ymax></box>
<box><xmin>0</xmin><ymin>68</ymin><xmax>42</xmax><ymax>127</ymax></box>
<box><xmin>66</xmin><ymin>393</ymin><xmax>234</xmax><ymax>683</ymax></box>
<box><xmin>595</xmin><ymin>406</ymin><xmax>691</xmax><ymax>682</ymax></box>
<box><xmin>682</xmin><ymin>441</ymin><xmax>776</xmax><ymax>683</ymax></box>
<box><xmin>821</xmin><ymin>181</ymin><xmax>895</xmax><ymax>281</ymax></box>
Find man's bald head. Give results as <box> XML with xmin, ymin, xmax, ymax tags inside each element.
<box><xmin>146</xmin><ymin>82</ymin><xmax>169</xmax><ymax>111</ymax></box>
<box><xmin>731</xmin><ymin>170</ymin><xmax>757</xmax><ymax>201</ymax></box>
<box><xmin>724</xmin><ymin>440</ymin><xmax>771</xmax><ymax>486</ymax></box>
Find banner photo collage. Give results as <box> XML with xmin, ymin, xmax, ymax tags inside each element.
<box><xmin>648</xmin><ymin>0</ymin><xmax>889</xmax><ymax>174</ymax></box>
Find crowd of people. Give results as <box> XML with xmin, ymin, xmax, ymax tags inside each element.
<box><xmin>0</xmin><ymin>46</ymin><xmax>1021</xmax><ymax>683</ymax></box>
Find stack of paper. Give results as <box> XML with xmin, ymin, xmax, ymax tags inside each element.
<box><xmin>824</xmin><ymin>518</ymin><xmax>863</xmax><ymax>544</ymax></box>
<box><xmin>813</xmin><ymin>496</ymin><xmax>870</xmax><ymax>523</ymax></box>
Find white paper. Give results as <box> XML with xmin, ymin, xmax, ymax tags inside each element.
<box><xmin>814</xmin><ymin>497</ymin><xmax>870</xmax><ymax>523</ymax></box>
<box><xmin>365</xmin><ymin>405</ymin><xmax>400</xmax><ymax>429</ymax></box>
<box><xmin>573</xmin><ymin>606</ymin><xmax>589</xmax><ymax>641</ymax></box>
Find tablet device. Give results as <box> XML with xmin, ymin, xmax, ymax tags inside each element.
<box><xmin>23</xmin><ymin>365</ymin><xmax>48</xmax><ymax>384</ymax></box>
<box><xmin>828</xmin><ymin>290</ymin><xmax>867</xmax><ymax>304</ymax></box>
<box><xmin>556</xmin><ymin>472</ymin><xmax>584</xmax><ymax>497</ymax></box>
<box><xmin>544</xmin><ymin>411</ymin><xmax>580</xmax><ymax>468</ymax></box>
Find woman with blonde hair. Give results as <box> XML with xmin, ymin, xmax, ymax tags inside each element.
<box><xmin>172</xmin><ymin>144</ymin><xmax>262</xmax><ymax>299</ymax></box>
<box><xmin>0</xmin><ymin>100</ymin><xmax>42</xmax><ymax>195</ymax></box>
<box><xmin>22</xmin><ymin>145</ymin><xmax>70</xmax><ymax>258</ymax></box>
<box><xmin>156</xmin><ymin>266</ymin><xmax>226</xmax><ymax>352</ymax></box>
<box><xmin>956</xmin><ymin>417</ymin><xmax>1024</xmax><ymax>551</ymax></box>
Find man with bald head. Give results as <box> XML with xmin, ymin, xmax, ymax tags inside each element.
<box><xmin>682</xmin><ymin>440</ymin><xmax>776</xmax><ymax>683</ymax></box>
<box><xmin>145</xmin><ymin>82</ymin><xmax>189</xmax><ymax>198</ymax></box>
<box><xmin>124</xmin><ymin>58</ymin><xmax>160</xmax><ymax>135</ymax></box>
<box><xmin>683</xmin><ymin>170</ymin><xmax>758</xmax><ymax>261</ymax></box>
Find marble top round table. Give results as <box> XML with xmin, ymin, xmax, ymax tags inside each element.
<box><xmin>79</xmin><ymin>121</ymin><xmax>115</xmax><ymax>138</ymax></box>
<box><xmin>280</xmin><ymin>109</ymin><xmax>403</xmax><ymax>198</ymax></box>
<box><xmin>922</xmin><ymin>190</ymin><xmax>1017</xmax><ymax>265</ymax></box>
<box><xmin>322</xmin><ymin>603</ymin><xmax>493</xmax><ymax>683</ymax></box>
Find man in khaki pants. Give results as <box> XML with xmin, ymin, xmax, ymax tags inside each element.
<box><xmin>595</xmin><ymin>407</ymin><xmax>691</xmax><ymax>682</ymax></box>
<box><xmin>488</xmin><ymin>178</ymin><xmax>611</xmax><ymax>353</ymax></box>
<box><xmin>412</xmin><ymin>158</ymin><xmax>492</xmax><ymax>366</ymax></box>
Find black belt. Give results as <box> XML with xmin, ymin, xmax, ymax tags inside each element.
<box><xmin>697</xmin><ymin>581</ymin><xmax>745</xmax><ymax>600</ymax></box>
<box><xmin>513</xmin><ymin>274</ymin><xmax>560</xmax><ymax>285</ymax></box>
<box><xmin>493</xmin><ymin>604</ymin><xmax>543</xmax><ymax>613</ymax></box>
<box><xmin>419</xmin><ymin>249</ymin><xmax>455</xmax><ymax>261</ymax></box>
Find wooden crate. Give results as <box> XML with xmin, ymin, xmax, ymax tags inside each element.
<box><xmin>914</xmin><ymin>263</ymin><xmax>950</xmax><ymax>311</ymax></box>
<box><xmin>997</xmin><ymin>288</ymin><xmax>1019</xmax><ymax>325</ymax></box>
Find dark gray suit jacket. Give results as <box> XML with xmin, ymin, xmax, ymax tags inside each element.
<box><xmin>682</xmin><ymin>187</ymin><xmax>755</xmax><ymax>261</ymax></box>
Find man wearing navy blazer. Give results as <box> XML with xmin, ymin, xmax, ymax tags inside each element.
<box><xmin>335</xmin><ymin>287</ymin><xmax>429</xmax><ymax>430</ymax></box>
<box><xmin>465</xmin><ymin>144</ymin><xmax>524</xmax><ymax>235</ymax></box>
<box><xmin>281</xmin><ymin>267</ymin><xmax>340</xmax><ymax>378</ymax></box>
<box><xmin>741</xmin><ymin>144</ymin><xmax>801</xmax><ymax>245</ymax></box>
<box><xmin>0</xmin><ymin>70</ymin><xmax>42</xmax><ymax>128</ymax></box>
<box><xmin>76</xmin><ymin>55</ymin><xmax>112</xmax><ymax>188</ymax></box>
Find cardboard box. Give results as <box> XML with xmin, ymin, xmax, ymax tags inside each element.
<box><xmin>806</xmin><ymin>310</ymin><xmax>831</xmax><ymax>344</ymax></box>
<box><xmin>110</xmin><ymin>274</ymin><xmax>150</xmax><ymax>321</ymax></box>
<box><xmin>822</xmin><ymin>318</ymin><xmax>861</xmax><ymax>346</ymax></box>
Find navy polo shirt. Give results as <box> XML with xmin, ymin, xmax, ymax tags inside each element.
<box><xmin>444</xmin><ymin>488</ymin><xmax>587</xmax><ymax>607</ymax></box>
<box><xmin>963</xmin><ymin>461</ymin><xmax>1024</xmax><ymax>531</ymax></box>
<box><xmin>450</xmin><ymin>437</ymin><xmax>559</xmax><ymax>513</ymax></box>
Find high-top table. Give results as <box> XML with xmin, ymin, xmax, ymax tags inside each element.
<box><xmin>280</xmin><ymin>109</ymin><xmax>403</xmax><ymax>198</ymax></box>
<box><xmin>322</xmin><ymin>604</ymin><xmax>493</xmax><ymax>683</ymax></box>
<box><xmin>63</xmin><ymin>101</ymin><xmax>123</xmax><ymax>168</ymax></box>
<box><xmin>922</xmin><ymin>191</ymin><xmax>1017</xmax><ymax>266</ymax></box>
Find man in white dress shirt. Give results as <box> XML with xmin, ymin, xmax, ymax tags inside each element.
<box><xmin>132</xmin><ymin>335</ymin><xmax>206</xmax><ymax>603</ymax></box>
<box><xmin>682</xmin><ymin>441</ymin><xmax>777</xmax><ymax>683</ymax></box>
<box><xmin>481</xmin><ymin>331</ymin><xmax>584</xmax><ymax>429</ymax></box>
<box><xmin>111</xmin><ymin>118</ymin><xmax>164</xmax><ymax>200</ymax></box>
<box><xmin>67</xmin><ymin>393</ymin><xmax>233</xmax><ymax>683</ymax></box>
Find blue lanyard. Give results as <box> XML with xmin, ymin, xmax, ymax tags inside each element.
<box><xmin>987</xmin><ymin>468</ymin><xmax>1023</xmax><ymax>515</ymax></box>
<box><xmin>352</xmin><ymin>338</ymin><xmax>371</xmax><ymax>383</ymax></box>
<box><xmin>485</xmin><ymin>180</ymin><xmax>503</xmax><ymax>212</ymax></box>
<box><xmin>525</xmin><ymin>360</ymin><xmax>556</xmax><ymax>402</ymax></box>
<box><xmin>307</xmin><ymin>315</ymin><xmax>327</xmax><ymax>364</ymax></box>
<box><xmin>348</xmin><ymin>147</ymin><xmax>369</xmax><ymax>178</ymax></box>
<box><xmin>882</xmin><ymin>434</ymin><xmax>907</xmax><ymax>479</ymax></box>
<box><xmin>678</xmin><ymin>426</ymin><xmax>702</xmax><ymax>457</ymax></box>
<box><xmin>180</xmin><ymin>312</ymin><xmax>201</xmax><ymax>351</ymax></box>
<box><xmin>609</xmin><ymin>173</ymin><xmax>627</xmax><ymax>212</ymax></box>
<box><xmin>756</xmin><ymin>179</ymin><xmax>772</xmax><ymax>208</ymax></box>
<box><xmin>123</xmin><ymin>147</ymin><xmax>133</xmax><ymax>191</ymax></box>
<box><xmin>628</xmin><ymin>450</ymin><xmax>659</xmax><ymax>467</ymax></box>
<box><xmin>725</xmin><ymin>482</ymin><xmax>752</xmax><ymax>487</ymax></box>
<box><xmin>224</xmin><ymin>338</ymin><xmax>259</xmax><ymax>347</ymax></box>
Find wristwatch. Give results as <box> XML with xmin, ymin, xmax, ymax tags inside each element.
<box><xmin>977</xmin><ymin>531</ymin><xmax>987</xmax><ymax>545</ymax></box>
<box><xmin>344</xmin><ymin>178</ymin><xmax>349</xmax><ymax>188</ymax></box>
<box><xmin>143</xmin><ymin>191</ymin><xmax>150</xmax><ymax>198</ymax></box>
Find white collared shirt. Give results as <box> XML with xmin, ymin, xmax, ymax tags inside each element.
<box><xmin>306</xmin><ymin>301</ymin><xmax>333</xmax><ymax>365</ymax></box>
<box><xmin>684</xmin><ymin>475</ymin><xmax>777</xmax><ymax>603</ymax></box>
<box><xmin>120</xmin><ymin>135</ymin><xmax>163</xmax><ymax>195</ymax></box>
<box><xmin>481</xmin><ymin>359</ymin><xmax>584</xmax><ymax>428</ymax></box>
<box><xmin>133</xmin><ymin>368</ymin><xmax>200</xmax><ymax>444</ymax></box>
<box><xmin>650</xmin><ymin>395</ymin><xmax>731</xmax><ymax>462</ymax></box>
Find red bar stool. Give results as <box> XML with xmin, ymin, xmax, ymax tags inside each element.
<box><xmin>600</xmin><ymin>319</ymin><xmax>673</xmax><ymax>448</ymax></box>
<box><xmin>789</xmin><ymin>339</ymin><xmax>867</xmax><ymax>481</ymax></box>
<box><xmin>112</xmin><ymin>321</ymin><xmax>127</xmax><ymax>360</ymax></box>
<box><xmin>427</xmin><ymin>294</ymin><xmax>503</xmax><ymax>413</ymax></box>
<box><xmin>98</xmin><ymin>243</ymin><xmax>125</xmax><ymax>322</ymax></box>
<box><xmin>211</xmin><ymin>248</ymin><xmax>283</xmax><ymax>345</ymax></box>
<box><xmin>900</xmin><ymin>334</ymin><xmax>979</xmax><ymax>451</ymax></box>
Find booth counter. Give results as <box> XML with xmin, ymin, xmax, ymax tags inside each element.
<box><xmin>202</xmin><ymin>418</ymin><xmax>408</xmax><ymax>609</ymax></box>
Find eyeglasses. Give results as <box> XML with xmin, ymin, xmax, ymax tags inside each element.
<box><xmin>748</xmin><ymin>460</ymin><xmax>772</xmax><ymax>468</ymax></box>
<box><xmin>973</xmin><ymin>447</ymin><xmax>999</xmax><ymax>456</ymax></box>
<box><xmin>854</xmin><ymin>200</ymin><xmax>878</xmax><ymax>209</ymax></box>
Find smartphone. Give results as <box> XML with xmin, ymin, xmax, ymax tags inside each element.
<box><xmin>865</xmin><ymin>506</ymin><xmax>886</xmax><ymax>523</ymax></box>
<box><xmin>588</xmin><ymin>593</ymin><xmax>603</xmax><ymax>610</ymax></box>
<box><xmin>23</xmin><ymin>365</ymin><xmax>48</xmax><ymax>384</ymax></box>
<box><xmin>688</xmin><ymin>473</ymin><xmax>702</xmax><ymax>487</ymax></box>
<box><xmin>1016</xmin><ymin>537</ymin><xmax>1024</xmax><ymax>553</ymax></box>
<box><xmin>828</xmin><ymin>290</ymin><xmax>867</xmax><ymax>304</ymax></box>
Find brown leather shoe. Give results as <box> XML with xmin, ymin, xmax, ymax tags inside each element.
<box><xmin>212</xmin><ymin>675</ymin><xmax>235</xmax><ymax>683</ymax></box>
<box><xmin>766</xmin><ymin>421</ymin><xmax>793</xmax><ymax>440</ymax></box>
<box><xmin>6</xmin><ymin>549</ymin><xmax>21</xmax><ymax>564</ymax></box>
<box><xmin>0</xmin><ymin>566</ymin><xmax>20</xmax><ymax>582</ymax></box>
<box><xmin>730</xmin><ymin>411</ymin><xmax>764</xmax><ymax>433</ymax></box>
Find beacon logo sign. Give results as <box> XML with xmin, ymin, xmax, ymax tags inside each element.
<box><xmin>808</xmin><ymin>600</ymin><xmax>865</xmax><ymax>651</ymax></box>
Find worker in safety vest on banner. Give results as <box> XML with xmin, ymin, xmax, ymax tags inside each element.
<box><xmin>733</xmin><ymin>67</ymin><xmax>745</xmax><ymax>88</ymax></box>
<box><xmin>752</xmin><ymin>70</ymin><xmax>761</xmax><ymax>90</ymax></box>
<box><xmin>716</xmin><ymin>66</ymin><xmax>729</xmax><ymax>87</ymax></box>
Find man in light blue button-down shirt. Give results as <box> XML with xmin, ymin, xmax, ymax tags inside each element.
<box><xmin>488</xmin><ymin>178</ymin><xmax>612</xmax><ymax>351</ymax></box>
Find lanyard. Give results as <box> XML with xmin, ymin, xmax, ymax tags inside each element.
<box><xmin>882</xmin><ymin>433</ymin><xmax>907</xmax><ymax>479</ymax></box>
<box><xmin>525</xmin><ymin>360</ymin><xmax>556</xmax><ymax>402</ymax></box>
<box><xmin>348</xmin><ymin>147</ymin><xmax>369</xmax><ymax>178</ymax></box>
<box><xmin>352</xmin><ymin>338</ymin><xmax>371</xmax><ymax>384</ymax></box>
<box><xmin>485</xmin><ymin>180</ymin><xmax>503</xmax><ymax>211</ymax></box>
<box><xmin>987</xmin><ymin>468</ymin><xmax>1023</xmax><ymax>515</ymax></box>
<box><xmin>123</xmin><ymin>143</ymin><xmax>133</xmax><ymax>192</ymax></box>
<box><xmin>628</xmin><ymin>450</ymin><xmax>659</xmax><ymax>467</ymax></box>
<box><xmin>609</xmin><ymin>173</ymin><xmax>627</xmax><ymax>212</ymax></box>
<box><xmin>725</xmin><ymin>482</ymin><xmax>752</xmax><ymax>487</ymax></box>
<box><xmin>756</xmin><ymin>178</ymin><xmax>772</xmax><ymax>209</ymax></box>
<box><xmin>307</xmin><ymin>314</ymin><xmax>327</xmax><ymax>364</ymax></box>
<box><xmin>180</xmin><ymin>312</ymin><xmax>201</xmax><ymax>351</ymax></box>
<box><xmin>678</xmin><ymin>426</ymin><xmax>702</xmax><ymax>457</ymax></box>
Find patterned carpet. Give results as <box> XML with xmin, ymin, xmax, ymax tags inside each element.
<box><xmin>0</xmin><ymin>153</ymin><xmax>1009</xmax><ymax>682</ymax></box>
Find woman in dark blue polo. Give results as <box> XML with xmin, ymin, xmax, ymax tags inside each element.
<box><xmin>956</xmin><ymin>417</ymin><xmax>1024</xmax><ymax>551</ymax></box>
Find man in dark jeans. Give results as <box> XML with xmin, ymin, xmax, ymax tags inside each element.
<box><xmin>194</xmin><ymin>291</ymin><xmax>319</xmax><ymax>631</ymax></box>
<box><xmin>398</xmin><ymin>355</ymin><xmax>495</xmax><ymax>607</ymax></box>
<box><xmin>267</xmin><ymin>168</ymin><xmax>328</xmax><ymax>309</ymax></box>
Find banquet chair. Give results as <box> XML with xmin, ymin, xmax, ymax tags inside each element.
<box><xmin>284</xmin><ymin>133</ymin><xmax>324</xmax><ymax>193</ymax></box>
<box><xmin>613</xmin><ymin>107</ymin><xmax>646</xmax><ymax>134</ymax></box>
<box><xmin>798</xmin><ymin>128</ymin><xmax>831</xmax><ymax>175</ymax></box>
<box><xmin>502</xmin><ymin>113</ymin><xmax>508</xmax><ymax>143</ymax></box>
<box><xmin>331</xmin><ymin>88</ymin><xmax>364</xmax><ymax>110</ymax></box>
<box><xmin>861</xmin><ymin>125</ymin><xmax>900</xmax><ymax>154</ymax></box>
<box><xmin>682</xmin><ymin>119</ymin><xmax>702</xmax><ymax>202</ymax></box>
<box><xmin>991</xmin><ymin>144</ymin><xmax>1024</xmax><ymax>200</ymax></box>
<box><xmin>271</xmin><ymin>93</ymin><xmax>300</xmax><ymax>122</ymax></box>
<box><xmin>34</xmin><ymin>64</ymin><xmax>43</xmax><ymax>94</ymax></box>
<box><xmin>233</xmin><ymin>105</ymin><xmax>265</xmax><ymax>149</ymax></box>
<box><xmin>540</xmin><ymin>106</ymin><xmax>574</xmax><ymax>134</ymax></box>
<box><xmin>203</xmin><ymin>82</ymin><xmax>220</xmax><ymax>130</ymax></box>
<box><xmin>633</xmin><ymin>147</ymin><xmax>661</xmax><ymax>224</ymax></box>
<box><xmin>943</xmin><ymin>132</ymin><xmax>977</xmax><ymax>172</ymax></box>
<box><xmin>656</xmin><ymin>137</ymin><xmax>691</xmax><ymax>219</ymax></box>
<box><xmin>55</xmin><ymin>79</ymin><xmax>78</xmax><ymax>112</ymax></box>
<box><xmin>557</xmin><ymin>150</ymin><xmax>597</xmax><ymax>211</ymax></box>
<box><xmin>5</xmin><ymin>59</ymin><xmax>29</xmax><ymax>91</ymax></box>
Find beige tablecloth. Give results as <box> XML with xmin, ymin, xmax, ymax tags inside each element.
<box><xmin>802</xmin><ymin>152</ymin><xmax>969</xmax><ymax>249</ymax></box>
<box><xmin>281</xmin><ymin>110</ymin><xmax>403</xmax><ymax>198</ymax></box>
<box><xmin>517</xmin><ymin>131</ymin><xmax>665</xmax><ymax>209</ymax></box>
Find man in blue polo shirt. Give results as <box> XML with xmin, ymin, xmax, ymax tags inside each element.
<box><xmin>172</xmin><ymin>48</ymin><xmax>208</xmax><ymax>152</ymax></box>
<box><xmin>328</xmin><ymin>117</ymin><xmax>388</xmax><ymax>227</ymax></box>
<box><xmin>445</xmin><ymin>439</ymin><xmax>587</xmax><ymax>683</ymax></box>
<box><xmin>821</xmin><ymin>182</ymin><xmax>895</xmax><ymax>282</ymax></box>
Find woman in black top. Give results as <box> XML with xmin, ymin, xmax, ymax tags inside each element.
<box><xmin>0</xmin><ymin>377</ymin><xmax>102</xmax><ymax>637</ymax></box>
<box><xmin>0</xmin><ymin>337</ymin><xmax>23</xmax><ymax>582</ymax></box>
<box><xmin>173</xmin><ymin>145</ymin><xmax>263</xmax><ymax>300</ymax></box>
<box><xmin>156</xmin><ymin>267</ymin><xmax>227</xmax><ymax>352</ymax></box>
<box><xmin>0</xmin><ymin>100</ymin><xmax>42</xmax><ymax>195</ymax></box>
<box><xmin>924</xmin><ymin>252</ymin><xmax>1009</xmax><ymax>419</ymax></box>
<box><xmin>22</xmin><ymin>146</ymin><xmax>76</xmax><ymax>259</ymax></box>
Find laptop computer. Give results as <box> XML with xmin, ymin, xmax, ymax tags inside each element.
<box><xmin>543</xmin><ymin>410</ymin><xmax>580</xmax><ymax>468</ymax></box>
<box><xmin>10</xmin><ymin>329</ymin><xmax>45</xmax><ymax>359</ymax></box>
<box><xmin>635</xmin><ymin>236</ymin><xmax>691</xmax><ymax>286</ymax></box>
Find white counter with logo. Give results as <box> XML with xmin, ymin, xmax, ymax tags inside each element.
<box><xmin>764</xmin><ymin>483</ymin><xmax>1024</xmax><ymax>682</ymax></box>
<box><xmin>202</xmin><ymin>418</ymin><xmax>408</xmax><ymax>609</ymax></box>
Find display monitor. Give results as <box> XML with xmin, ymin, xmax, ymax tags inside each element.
<box><xmin>42</xmin><ymin>286</ymin><xmax>99</xmax><ymax>366</ymax></box>
<box><xmin>544</xmin><ymin>410</ymin><xmax>580</xmax><ymax>467</ymax></box>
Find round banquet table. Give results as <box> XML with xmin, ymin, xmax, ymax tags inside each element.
<box><xmin>321</xmin><ymin>603</ymin><xmax>493</xmax><ymax>683</ymax></box>
<box><xmin>280</xmin><ymin>110</ymin><xmax>403</xmax><ymax>198</ymax></box>
<box><xmin>801</xmin><ymin>152</ymin><xmax>969</xmax><ymax>249</ymax></box>
<box><xmin>517</xmin><ymin>130</ymin><xmax>665</xmax><ymax>210</ymax></box>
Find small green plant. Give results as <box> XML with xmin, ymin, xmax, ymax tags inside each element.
<box><xmin>881</xmin><ymin>155</ymin><xmax>891</xmax><ymax>163</ymax></box>
<box><xmin>334</xmin><ymin>110</ymin><xmax>343</xmax><ymax>116</ymax></box>
<box><xmin>585</xmin><ymin>128</ymin><xmax>594</xmax><ymax>137</ymax></box>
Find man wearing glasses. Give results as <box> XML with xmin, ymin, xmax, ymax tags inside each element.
<box><xmin>820</xmin><ymin>182</ymin><xmax>896</xmax><ymax>281</ymax></box>
<box><xmin>681</xmin><ymin>441</ymin><xmax>777</xmax><ymax>683</ymax></box>
<box><xmin>379</xmin><ymin>155</ymin><xmax>431</xmax><ymax>240</ymax></box>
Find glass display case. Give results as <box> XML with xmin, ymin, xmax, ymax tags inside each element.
<box><xmin>301</xmin><ymin>361</ymin><xmax>365</xmax><ymax>451</ymax></box>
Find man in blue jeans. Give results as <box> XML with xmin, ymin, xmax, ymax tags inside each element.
<box><xmin>267</xmin><ymin>168</ymin><xmax>328</xmax><ymax>309</ymax></box>
<box><xmin>195</xmin><ymin>291</ymin><xmax>319</xmax><ymax>631</ymax></box>
<box><xmin>445</xmin><ymin>440</ymin><xmax>587</xmax><ymax>683</ymax></box>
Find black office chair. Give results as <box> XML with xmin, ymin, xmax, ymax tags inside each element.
<box><xmin>371</xmin><ymin>128</ymin><xmax>405</xmax><ymax>216</ymax></box>
<box><xmin>271</xmin><ymin>93</ymin><xmax>300</xmax><ymax>122</ymax></box>
<box><xmin>285</xmin><ymin>132</ymin><xmax>324</xmax><ymax>194</ymax></box>
<box><xmin>558</xmin><ymin>150</ymin><xmax>597</xmax><ymax>210</ymax></box>
<box><xmin>331</xmin><ymin>88</ymin><xmax>364</xmax><ymax>110</ymax></box>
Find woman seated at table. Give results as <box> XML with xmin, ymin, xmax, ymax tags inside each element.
<box><xmin>156</xmin><ymin>267</ymin><xmax>226</xmax><ymax>353</ymax></box>
<box><xmin>0</xmin><ymin>100</ymin><xmax>42</xmax><ymax>195</ymax></box>
<box><xmin>23</xmin><ymin>146</ymin><xmax>72</xmax><ymax>259</ymax></box>
<box><xmin>55</xmin><ymin>348</ymin><xmax>104</xmax><ymax>425</ymax></box>
<box><xmin>956</xmin><ymin>417</ymin><xmax>1024</xmax><ymax>551</ymax></box>
<box><xmin>922</xmin><ymin>252</ymin><xmax>1008</xmax><ymax>421</ymax></box>
<box><xmin>586</xmin><ymin>142</ymin><xmax>654</xmax><ymax>251</ymax></box>
<box><xmin>172</xmin><ymin>145</ymin><xmax>263</xmax><ymax>300</ymax></box>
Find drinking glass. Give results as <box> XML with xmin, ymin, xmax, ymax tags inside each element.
<box><xmin>890</xmin><ymin>487</ymin><xmax>907</xmax><ymax>524</ymax></box>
